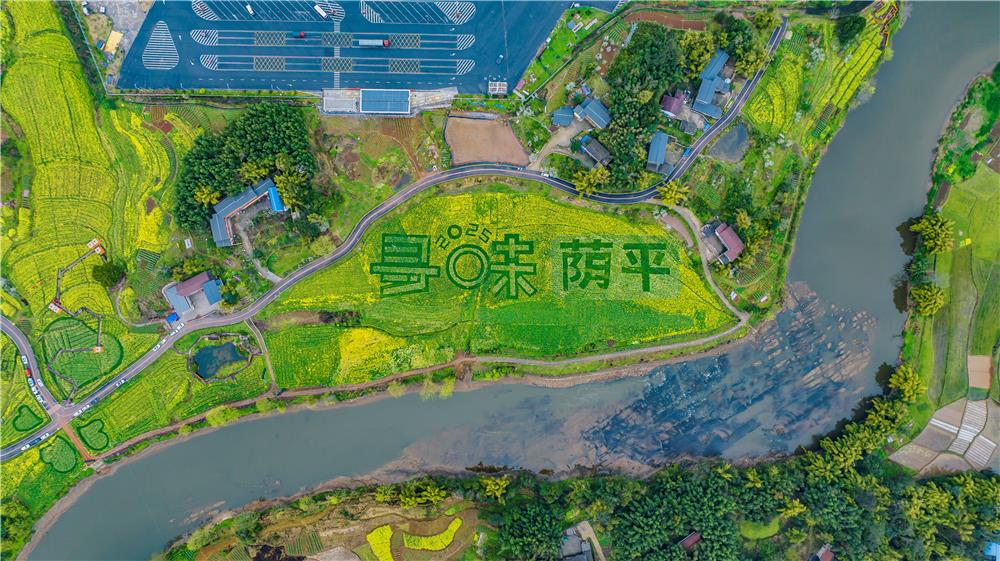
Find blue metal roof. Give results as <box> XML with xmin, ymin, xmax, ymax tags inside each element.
<box><xmin>699</xmin><ymin>49</ymin><xmax>729</xmax><ymax>80</ymax></box>
<box><xmin>210</xmin><ymin>178</ymin><xmax>275</xmax><ymax>247</ymax></box>
<box><xmin>692</xmin><ymin>100</ymin><xmax>723</xmax><ymax>120</ymax></box>
<box><xmin>164</xmin><ymin>284</ymin><xmax>191</xmax><ymax>314</ymax></box>
<box><xmin>360</xmin><ymin>89</ymin><xmax>410</xmax><ymax>114</ymax></box>
<box><xmin>552</xmin><ymin>106</ymin><xmax>574</xmax><ymax>127</ymax></box>
<box><xmin>268</xmin><ymin>185</ymin><xmax>286</xmax><ymax>212</ymax></box>
<box><xmin>202</xmin><ymin>279</ymin><xmax>223</xmax><ymax>305</ymax></box>
<box><xmin>647</xmin><ymin>132</ymin><xmax>669</xmax><ymax>166</ymax></box>
<box><xmin>574</xmin><ymin>98</ymin><xmax>611</xmax><ymax>129</ymax></box>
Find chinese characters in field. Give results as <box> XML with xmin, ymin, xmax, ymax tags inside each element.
<box><xmin>370</xmin><ymin>223</ymin><xmax>675</xmax><ymax>299</ymax></box>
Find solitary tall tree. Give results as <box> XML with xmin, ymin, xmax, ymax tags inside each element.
<box><xmin>889</xmin><ymin>364</ymin><xmax>925</xmax><ymax>403</ymax></box>
<box><xmin>910</xmin><ymin>283</ymin><xmax>946</xmax><ymax>315</ymax></box>
<box><xmin>910</xmin><ymin>212</ymin><xmax>954</xmax><ymax>254</ymax></box>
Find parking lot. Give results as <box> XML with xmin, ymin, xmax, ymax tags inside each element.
<box><xmin>117</xmin><ymin>0</ymin><xmax>575</xmax><ymax>93</ymax></box>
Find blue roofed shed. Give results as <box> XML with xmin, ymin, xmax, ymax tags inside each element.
<box><xmin>268</xmin><ymin>185</ymin><xmax>286</xmax><ymax>212</ymax></box>
<box><xmin>360</xmin><ymin>89</ymin><xmax>411</xmax><ymax>114</ymax></box>
<box><xmin>202</xmin><ymin>279</ymin><xmax>223</xmax><ymax>305</ymax></box>
<box><xmin>646</xmin><ymin>131</ymin><xmax>672</xmax><ymax>174</ymax></box>
<box><xmin>574</xmin><ymin>98</ymin><xmax>611</xmax><ymax>129</ymax></box>
<box><xmin>163</xmin><ymin>284</ymin><xmax>192</xmax><ymax>314</ymax></box>
<box><xmin>552</xmin><ymin>106</ymin><xmax>575</xmax><ymax>127</ymax></box>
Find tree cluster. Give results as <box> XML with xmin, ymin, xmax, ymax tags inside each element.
<box><xmin>174</xmin><ymin>103</ymin><xmax>317</xmax><ymax>231</ymax></box>
<box><xmin>596</xmin><ymin>24</ymin><xmax>684</xmax><ymax>192</ymax></box>
<box><xmin>835</xmin><ymin>15</ymin><xmax>866</xmax><ymax>45</ymax></box>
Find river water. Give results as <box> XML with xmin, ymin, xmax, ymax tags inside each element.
<box><xmin>29</xmin><ymin>4</ymin><xmax>999</xmax><ymax>560</ymax></box>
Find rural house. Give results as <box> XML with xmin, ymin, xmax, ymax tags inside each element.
<box><xmin>581</xmin><ymin>136</ymin><xmax>612</xmax><ymax>166</ymax></box>
<box><xmin>679</xmin><ymin>531</ymin><xmax>702</xmax><ymax>552</ymax></box>
<box><xmin>162</xmin><ymin>271</ymin><xmax>223</xmax><ymax>321</ymax></box>
<box><xmin>713</xmin><ymin>222</ymin><xmax>745</xmax><ymax>264</ymax></box>
<box><xmin>559</xmin><ymin>527</ymin><xmax>595</xmax><ymax>561</ymax></box>
<box><xmin>808</xmin><ymin>544</ymin><xmax>834</xmax><ymax>561</ymax></box>
<box><xmin>210</xmin><ymin>178</ymin><xmax>286</xmax><ymax>247</ymax></box>
<box><xmin>692</xmin><ymin>49</ymin><xmax>731</xmax><ymax>120</ymax></box>
<box><xmin>646</xmin><ymin>131</ymin><xmax>673</xmax><ymax>174</ymax></box>
<box><xmin>574</xmin><ymin>97</ymin><xmax>611</xmax><ymax>129</ymax></box>
<box><xmin>660</xmin><ymin>91</ymin><xmax>685</xmax><ymax>118</ymax></box>
<box><xmin>552</xmin><ymin>106</ymin><xmax>575</xmax><ymax>127</ymax></box>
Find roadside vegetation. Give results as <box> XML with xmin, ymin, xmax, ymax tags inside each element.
<box><xmin>900</xmin><ymin>66</ymin><xmax>1000</xmax><ymax>417</ymax></box>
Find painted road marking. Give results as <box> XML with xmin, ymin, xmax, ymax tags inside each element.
<box><xmin>195</xmin><ymin>0</ymin><xmax>342</xmax><ymax>22</ymax></box>
<box><xmin>204</xmin><ymin>54</ymin><xmax>474</xmax><ymax>75</ymax></box>
<box><xmin>142</xmin><ymin>21</ymin><xmax>179</xmax><ymax>70</ymax></box>
<box><xmin>189</xmin><ymin>29</ymin><xmax>474</xmax><ymax>50</ymax></box>
<box><xmin>192</xmin><ymin>0</ymin><xmax>221</xmax><ymax>21</ymax></box>
<box><xmin>359</xmin><ymin>0</ymin><xmax>475</xmax><ymax>25</ymax></box>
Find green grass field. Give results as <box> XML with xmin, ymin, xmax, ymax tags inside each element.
<box><xmin>915</xmin><ymin>165</ymin><xmax>1000</xmax><ymax>405</ymax></box>
<box><xmin>519</xmin><ymin>7</ymin><xmax>613</xmax><ymax>95</ymax></box>
<box><xmin>70</xmin><ymin>326</ymin><xmax>269</xmax><ymax>453</ymax></box>
<box><xmin>260</xmin><ymin>188</ymin><xmax>736</xmax><ymax>388</ymax></box>
<box><xmin>1</xmin><ymin>333</ymin><xmax>50</xmax><ymax>446</ymax></box>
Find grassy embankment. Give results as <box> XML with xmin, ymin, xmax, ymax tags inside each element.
<box><xmin>687</xmin><ymin>6</ymin><xmax>899</xmax><ymax>314</ymax></box>
<box><xmin>901</xmin><ymin>69</ymin><xmax>1000</xmax><ymax>427</ymax></box>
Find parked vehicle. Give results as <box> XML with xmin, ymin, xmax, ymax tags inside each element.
<box><xmin>313</xmin><ymin>4</ymin><xmax>327</xmax><ymax>18</ymax></box>
<box><xmin>245</xmin><ymin>3</ymin><xmax>254</xmax><ymax>15</ymax></box>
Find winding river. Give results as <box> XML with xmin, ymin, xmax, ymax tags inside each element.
<box><xmin>29</xmin><ymin>4</ymin><xmax>999</xmax><ymax>560</ymax></box>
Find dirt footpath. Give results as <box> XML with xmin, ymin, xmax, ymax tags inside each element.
<box><xmin>445</xmin><ymin>117</ymin><xmax>529</xmax><ymax>166</ymax></box>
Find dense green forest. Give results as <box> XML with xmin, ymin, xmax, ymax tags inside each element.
<box><xmin>174</xmin><ymin>103</ymin><xmax>317</xmax><ymax>230</ymax></box>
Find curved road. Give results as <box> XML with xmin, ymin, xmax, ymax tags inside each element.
<box><xmin>0</xmin><ymin>18</ymin><xmax>786</xmax><ymax>461</ymax></box>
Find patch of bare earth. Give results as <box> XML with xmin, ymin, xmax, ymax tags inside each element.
<box><xmin>445</xmin><ymin>117</ymin><xmax>529</xmax><ymax>166</ymax></box>
<box><xmin>625</xmin><ymin>11</ymin><xmax>707</xmax><ymax>30</ymax></box>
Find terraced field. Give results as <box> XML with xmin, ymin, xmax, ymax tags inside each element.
<box><xmin>0</xmin><ymin>2</ymin><xmax>207</xmax><ymax>400</ymax></box>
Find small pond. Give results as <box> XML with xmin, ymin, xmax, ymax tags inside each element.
<box><xmin>708</xmin><ymin>123</ymin><xmax>749</xmax><ymax>162</ymax></box>
<box><xmin>192</xmin><ymin>342</ymin><xmax>245</xmax><ymax>379</ymax></box>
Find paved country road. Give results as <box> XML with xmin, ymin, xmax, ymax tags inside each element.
<box><xmin>0</xmin><ymin>19</ymin><xmax>785</xmax><ymax>461</ymax></box>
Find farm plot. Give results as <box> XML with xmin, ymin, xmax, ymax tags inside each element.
<box><xmin>745</xmin><ymin>49</ymin><xmax>804</xmax><ymax>138</ymax></box>
<box><xmin>445</xmin><ymin>118</ymin><xmax>529</xmax><ymax>165</ymax></box>
<box><xmin>1</xmin><ymin>333</ymin><xmax>50</xmax><ymax>447</ymax></box>
<box><xmin>918</xmin><ymin>165</ymin><xmax>1000</xmax><ymax>405</ymax></box>
<box><xmin>261</xmin><ymin>188</ymin><xmax>735</xmax><ymax>387</ymax></box>
<box><xmin>70</xmin><ymin>327</ymin><xmax>268</xmax><ymax>453</ymax></box>
<box><xmin>1</xmin><ymin>1</ymin><xmax>205</xmax><ymax>397</ymax></box>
